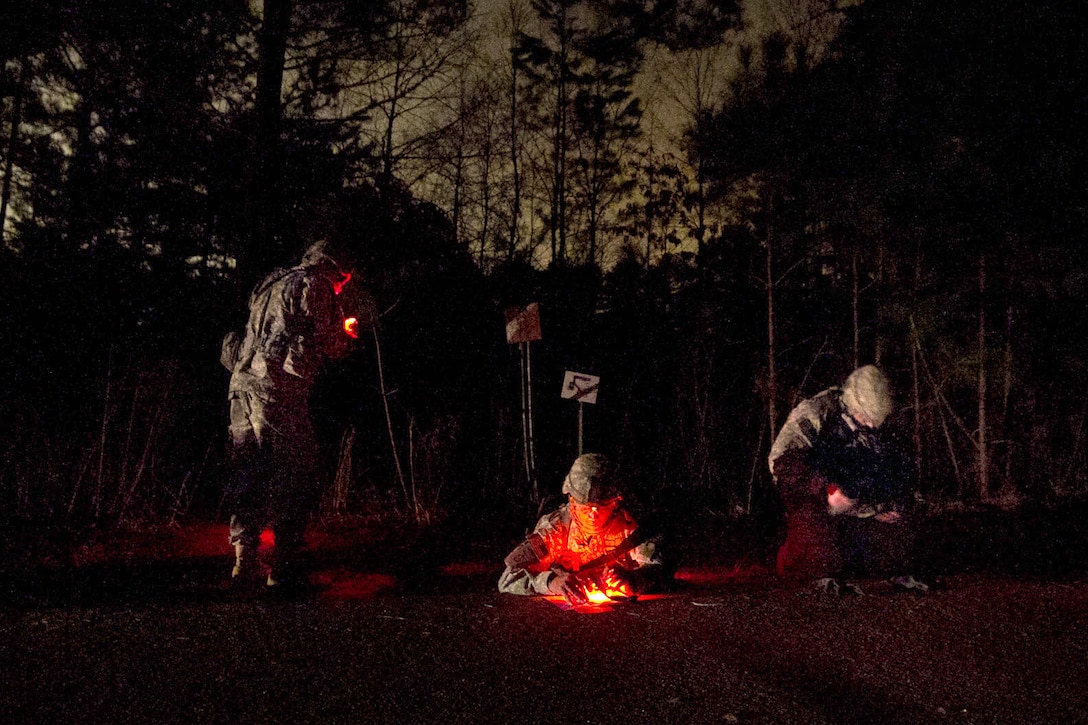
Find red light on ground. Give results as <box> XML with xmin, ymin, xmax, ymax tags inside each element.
<box><xmin>674</xmin><ymin>563</ymin><xmax>770</xmax><ymax>586</ymax></box>
<box><xmin>313</xmin><ymin>570</ymin><xmax>397</xmax><ymax>601</ymax></box>
<box><xmin>440</xmin><ymin>562</ymin><xmax>497</xmax><ymax>577</ymax></box>
<box><xmin>260</xmin><ymin>529</ymin><xmax>275</xmax><ymax>546</ymax></box>
<box><xmin>343</xmin><ymin>317</ymin><xmax>359</xmax><ymax>338</ymax></box>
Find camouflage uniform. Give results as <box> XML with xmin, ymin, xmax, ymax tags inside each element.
<box><xmin>223</xmin><ymin>242</ymin><xmax>351</xmax><ymax>584</ymax></box>
<box><xmin>768</xmin><ymin>366</ymin><xmax>915</xmax><ymax>580</ymax></box>
<box><xmin>498</xmin><ymin>454</ymin><xmax>667</xmax><ymax>597</ymax></box>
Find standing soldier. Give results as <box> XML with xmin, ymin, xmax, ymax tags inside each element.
<box><xmin>768</xmin><ymin>365</ymin><xmax>930</xmax><ymax>594</ymax></box>
<box><xmin>221</xmin><ymin>238</ymin><xmax>362</xmax><ymax>592</ymax></box>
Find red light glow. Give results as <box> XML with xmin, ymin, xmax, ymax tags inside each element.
<box><xmin>312</xmin><ymin>570</ymin><xmax>397</xmax><ymax>601</ymax></box>
<box><xmin>343</xmin><ymin>317</ymin><xmax>359</xmax><ymax>338</ymax></box>
<box><xmin>333</xmin><ymin>272</ymin><xmax>352</xmax><ymax>295</ymax></box>
<box><xmin>580</xmin><ymin>569</ymin><xmax>634</xmax><ymax>603</ymax></box>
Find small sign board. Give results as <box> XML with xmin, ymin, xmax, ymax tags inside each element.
<box><xmin>561</xmin><ymin>371</ymin><xmax>600</xmax><ymax>404</ymax></box>
<box><xmin>505</xmin><ymin>303</ymin><xmax>542</xmax><ymax>344</ymax></box>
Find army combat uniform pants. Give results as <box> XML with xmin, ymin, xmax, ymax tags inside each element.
<box><xmin>227</xmin><ymin>389</ymin><xmax>322</xmax><ymax>577</ymax></box>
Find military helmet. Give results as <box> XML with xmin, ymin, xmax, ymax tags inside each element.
<box><xmin>562</xmin><ymin>453</ymin><xmax>619</xmax><ymax>505</ymax></box>
<box><xmin>300</xmin><ymin>238</ymin><xmax>352</xmax><ymax>273</ymax></box>
<box><xmin>842</xmin><ymin>365</ymin><xmax>892</xmax><ymax>428</ymax></box>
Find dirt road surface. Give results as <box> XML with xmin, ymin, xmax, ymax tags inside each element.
<box><xmin>2</xmin><ymin>517</ymin><xmax>1087</xmax><ymax>724</ymax></box>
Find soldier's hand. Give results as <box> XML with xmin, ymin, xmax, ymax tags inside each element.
<box><xmin>827</xmin><ymin>486</ymin><xmax>857</xmax><ymax>515</ymax></box>
<box><xmin>875</xmin><ymin>511</ymin><xmax>901</xmax><ymax>523</ymax></box>
<box><xmin>547</xmin><ymin>570</ymin><xmax>587</xmax><ymax>605</ymax></box>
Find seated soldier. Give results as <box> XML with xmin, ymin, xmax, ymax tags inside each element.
<box><xmin>768</xmin><ymin>365</ymin><xmax>930</xmax><ymax>594</ymax></box>
<box><xmin>498</xmin><ymin>453</ymin><xmax>669</xmax><ymax>605</ymax></box>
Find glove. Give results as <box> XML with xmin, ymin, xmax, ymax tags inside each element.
<box><xmin>827</xmin><ymin>484</ymin><xmax>856</xmax><ymax>515</ymax></box>
<box><xmin>546</xmin><ymin>570</ymin><xmax>587</xmax><ymax>605</ymax></box>
<box><xmin>608</xmin><ymin>567</ymin><xmax>640</xmax><ymax>594</ymax></box>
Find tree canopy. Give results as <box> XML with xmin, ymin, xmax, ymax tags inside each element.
<box><xmin>2</xmin><ymin>0</ymin><xmax>1086</xmax><ymax>526</ymax></box>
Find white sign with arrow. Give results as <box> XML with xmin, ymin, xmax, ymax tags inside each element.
<box><xmin>561</xmin><ymin>371</ymin><xmax>600</xmax><ymax>405</ymax></box>
<box><xmin>562</xmin><ymin>371</ymin><xmax>599</xmax><ymax>455</ymax></box>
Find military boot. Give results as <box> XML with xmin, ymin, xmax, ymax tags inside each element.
<box><xmin>266</xmin><ymin>551</ymin><xmax>303</xmax><ymax>588</ymax></box>
<box><xmin>265</xmin><ymin>539</ymin><xmax>311</xmax><ymax>598</ymax></box>
<box><xmin>231</xmin><ymin>542</ymin><xmax>261</xmax><ymax>581</ymax></box>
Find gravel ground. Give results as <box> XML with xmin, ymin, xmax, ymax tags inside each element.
<box><xmin>3</xmin><ymin>566</ymin><xmax>1088</xmax><ymax>722</ymax></box>
<box><xmin>2</xmin><ymin>513</ymin><xmax>1088</xmax><ymax>723</ymax></box>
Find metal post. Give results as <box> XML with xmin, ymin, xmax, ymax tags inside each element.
<box><xmin>526</xmin><ymin>341</ymin><xmax>537</xmax><ymax>501</ymax></box>
<box><xmin>577</xmin><ymin>401</ymin><xmax>584</xmax><ymax>456</ymax></box>
<box><xmin>519</xmin><ymin>342</ymin><xmax>531</xmax><ymax>501</ymax></box>
<box><xmin>520</xmin><ymin>341</ymin><xmax>538</xmax><ymax>503</ymax></box>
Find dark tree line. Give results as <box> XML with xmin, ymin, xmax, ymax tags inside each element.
<box><xmin>1</xmin><ymin>0</ymin><xmax>1086</xmax><ymax>532</ymax></box>
<box><xmin>695</xmin><ymin>0</ymin><xmax>1088</xmax><ymax>503</ymax></box>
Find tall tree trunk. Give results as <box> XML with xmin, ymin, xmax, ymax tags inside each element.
<box><xmin>452</xmin><ymin>143</ymin><xmax>463</xmax><ymax>248</ymax></box>
<box><xmin>1</xmin><ymin>53</ymin><xmax>29</xmax><ymax>246</ymax></box>
<box><xmin>549</xmin><ymin>101</ymin><xmax>560</xmax><ymax>263</ymax></box>
<box><xmin>451</xmin><ymin>83</ymin><xmax>465</xmax><ymax>251</ymax></box>
<box><xmin>480</xmin><ymin>166</ymin><xmax>491</xmax><ymax>267</ymax></box>
<box><xmin>1002</xmin><ymin>304</ymin><xmax>1014</xmax><ymax>490</ymax></box>
<box><xmin>645</xmin><ymin>161</ymin><xmax>656</xmax><ymax>270</ymax></box>
<box><xmin>911</xmin><ymin>332</ymin><xmax>923</xmax><ymax>490</ymax></box>
<box><xmin>587</xmin><ymin>202</ymin><xmax>598</xmax><ymax>265</ymax></box>
<box><xmin>247</xmin><ymin>0</ymin><xmax>291</xmax><ymax>278</ymax></box>
<box><xmin>556</xmin><ymin>78</ymin><xmax>568</xmax><ymax>264</ymax></box>
<box><xmin>851</xmin><ymin>241</ymin><xmax>860</xmax><ymax>370</ymax></box>
<box><xmin>553</xmin><ymin>1</ymin><xmax>570</xmax><ymax>265</ymax></box>
<box><xmin>874</xmin><ymin>241</ymin><xmax>886</xmax><ymax>364</ymax></box>
<box><xmin>977</xmin><ymin>253</ymin><xmax>989</xmax><ymax>498</ymax></box>
<box><xmin>68</xmin><ymin>67</ymin><xmax>99</xmax><ymax>252</ymax></box>
<box><xmin>765</xmin><ymin>190</ymin><xmax>778</xmax><ymax>439</ymax></box>
<box><xmin>508</xmin><ymin>70</ymin><xmax>521</xmax><ymax>259</ymax></box>
<box><xmin>695</xmin><ymin>158</ymin><xmax>707</xmax><ymax>262</ymax></box>
<box><xmin>911</xmin><ymin>246</ymin><xmax>923</xmax><ymax>491</ymax></box>
<box><xmin>507</xmin><ymin>2</ymin><xmax>523</xmax><ymax>260</ymax></box>
<box><xmin>382</xmin><ymin>63</ymin><xmax>402</xmax><ymax>179</ymax></box>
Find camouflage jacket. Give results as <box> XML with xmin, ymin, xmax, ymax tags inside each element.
<box><xmin>225</xmin><ymin>265</ymin><xmax>347</xmax><ymax>399</ymax></box>
<box><xmin>497</xmin><ymin>503</ymin><xmax>663</xmax><ymax>596</ymax></box>
<box><xmin>769</xmin><ymin>387</ymin><xmax>910</xmax><ymax>507</ymax></box>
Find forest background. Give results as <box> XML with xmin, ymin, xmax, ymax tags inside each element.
<box><xmin>1</xmin><ymin>0</ymin><xmax>1085</xmax><ymax>542</ymax></box>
